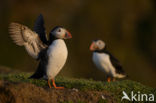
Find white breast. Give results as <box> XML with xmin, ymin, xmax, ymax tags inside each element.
<box><xmin>46</xmin><ymin>39</ymin><xmax>68</xmax><ymax>79</ymax></box>
<box><xmin>92</xmin><ymin>52</ymin><xmax>116</xmax><ymax>77</ymax></box>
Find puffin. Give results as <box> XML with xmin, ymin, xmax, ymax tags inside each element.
<box><xmin>90</xmin><ymin>40</ymin><xmax>126</xmax><ymax>82</ymax></box>
<box><xmin>9</xmin><ymin>14</ymin><xmax>72</xmax><ymax>89</ymax></box>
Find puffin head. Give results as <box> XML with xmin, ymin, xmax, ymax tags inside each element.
<box><xmin>50</xmin><ymin>26</ymin><xmax>72</xmax><ymax>40</ymax></box>
<box><xmin>90</xmin><ymin>40</ymin><xmax>106</xmax><ymax>51</ymax></box>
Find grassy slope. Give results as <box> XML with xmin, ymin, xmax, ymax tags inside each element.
<box><xmin>0</xmin><ymin>73</ymin><xmax>156</xmax><ymax>103</ymax></box>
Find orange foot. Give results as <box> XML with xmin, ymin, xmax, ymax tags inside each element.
<box><xmin>48</xmin><ymin>79</ymin><xmax>52</xmax><ymax>88</ymax></box>
<box><xmin>52</xmin><ymin>79</ymin><xmax>64</xmax><ymax>89</ymax></box>
<box><xmin>48</xmin><ymin>79</ymin><xmax>64</xmax><ymax>89</ymax></box>
<box><xmin>107</xmin><ymin>77</ymin><xmax>111</xmax><ymax>82</ymax></box>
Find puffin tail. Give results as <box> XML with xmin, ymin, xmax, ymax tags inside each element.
<box><xmin>115</xmin><ymin>73</ymin><xmax>127</xmax><ymax>79</ymax></box>
<box><xmin>29</xmin><ymin>73</ymin><xmax>40</xmax><ymax>79</ymax></box>
<box><xmin>28</xmin><ymin>68</ymin><xmax>44</xmax><ymax>79</ymax></box>
<box><xmin>29</xmin><ymin>61</ymin><xmax>46</xmax><ymax>79</ymax></box>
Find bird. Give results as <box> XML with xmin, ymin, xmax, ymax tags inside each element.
<box><xmin>90</xmin><ymin>39</ymin><xmax>126</xmax><ymax>82</ymax></box>
<box><xmin>9</xmin><ymin>14</ymin><xmax>72</xmax><ymax>89</ymax></box>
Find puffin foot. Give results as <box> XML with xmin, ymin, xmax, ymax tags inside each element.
<box><xmin>48</xmin><ymin>79</ymin><xmax>52</xmax><ymax>88</ymax></box>
<box><xmin>107</xmin><ymin>77</ymin><xmax>111</xmax><ymax>82</ymax></box>
<box><xmin>52</xmin><ymin>79</ymin><xmax>64</xmax><ymax>89</ymax></box>
<box><xmin>48</xmin><ymin>79</ymin><xmax>64</xmax><ymax>89</ymax></box>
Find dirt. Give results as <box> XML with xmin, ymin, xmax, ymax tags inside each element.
<box><xmin>0</xmin><ymin>80</ymin><xmax>116</xmax><ymax>103</ymax></box>
<box><xmin>0</xmin><ymin>67</ymin><xmax>116</xmax><ymax>103</ymax></box>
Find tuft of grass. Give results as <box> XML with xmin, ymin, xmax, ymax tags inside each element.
<box><xmin>98</xmin><ymin>99</ymin><xmax>108</xmax><ymax>103</ymax></box>
<box><xmin>0</xmin><ymin>73</ymin><xmax>156</xmax><ymax>102</ymax></box>
<box><xmin>0</xmin><ymin>73</ymin><xmax>47</xmax><ymax>87</ymax></box>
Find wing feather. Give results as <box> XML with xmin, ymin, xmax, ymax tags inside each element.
<box><xmin>9</xmin><ymin>22</ymin><xmax>47</xmax><ymax>59</ymax></box>
<box><xmin>34</xmin><ymin>14</ymin><xmax>48</xmax><ymax>45</ymax></box>
<box><xmin>103</xmin><ymin>50</ymin><xmax>125</xmax><ymax>74</ymax></box>
<box><xmin>109</xmin><ymin>54</ymin><xmax>125</xmax><ymax>74</ymax></box>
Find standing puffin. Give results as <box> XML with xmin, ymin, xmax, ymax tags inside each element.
<box><xmin>90</xmin><ymin>40</ymin><xmax>126</xmax><ymax>82</ymax></box>
<box><xmin>9</xmin><ymin>14</ymin><xmax>72</xmax><ymax>89</ymax></box>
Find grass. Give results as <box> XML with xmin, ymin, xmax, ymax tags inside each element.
<box><xmin>0</xmin><ymin>73</ymin><xmax>156</xmax><ymax>102</ymax></box>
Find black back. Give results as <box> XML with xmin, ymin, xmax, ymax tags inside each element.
<box><xmin>34</xmin><ymin>14</ymin><xmax>48</xmax><ymax>45</ymax></box>
<box><xmin>48</xmin><ymin>26</ymin><xmax>63</xmax><ymax>45</ymax></box>
<box><xmin>48</xmin><ymin>32</ymin><xmax>57</xmax><ymax>45</ymax></box>
<box><xmin>94</xmin><ymin>48</ymin><xmax>125</xmax><ymax>74</ymax></box>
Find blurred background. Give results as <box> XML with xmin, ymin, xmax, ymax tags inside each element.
<box><xmin>0</xmin><ymin>0</ymin><xmax>156</xmax><ymax>87</ymax></box>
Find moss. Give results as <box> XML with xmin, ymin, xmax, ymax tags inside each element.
<box><xmin>98</xmin><ymin>99</ymin><xmax>108</xmax><ymax>103</ymax></box>
<box><xmin>0</xmin><ymin>73</ymin><xmax>155</xmax><ymax>102</ymax></box>
<box><xmin>77</xmin><ymin>100</ymin><xmax>86</xmax><ymax>103</ymax></box>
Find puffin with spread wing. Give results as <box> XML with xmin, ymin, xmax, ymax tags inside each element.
<box><xmin>9</xmin><ymin>14</ymin><xmax>72</xmax><ymax>89</ymax></box>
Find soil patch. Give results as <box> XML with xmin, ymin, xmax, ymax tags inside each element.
<box><xmin>0</xmin><ymin>80</ymin><xmax>116</xmax><ymax>103</ymax></box>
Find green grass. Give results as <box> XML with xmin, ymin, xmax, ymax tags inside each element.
<box><xmin>0</xmin><ymin>73</ymin><xmax>156</xmax><ymax>102</ymax></box>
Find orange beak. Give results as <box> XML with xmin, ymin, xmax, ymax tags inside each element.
<box><xmin>64</xmin><ymin>31</ymin><xmax>72</xmax><ymax>39</ymax></box>
<box><xmin>90</xmin><ymin>42</ymin><xmax>95</xmax><ymax>51</ymax></box>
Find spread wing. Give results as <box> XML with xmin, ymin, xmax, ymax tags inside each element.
<box><xmin>34</xmin><ymin>14</ymin><xmax>49</xmax><ymax>45</ymax></box>
<box><xmin>9</xmin><ymin>22</ymin><xmax>47</xmax><ymax>59</ymax></box>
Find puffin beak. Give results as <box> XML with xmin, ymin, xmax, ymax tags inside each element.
<box><xmin>90</xmin><ymin>42</ymin><xmax>95</xmax><ymax>51</ymax></box>
<box><xmin>64</xmin><ymin>31</ymin><xmax>72</xmax><ymax>39</ymax></box>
